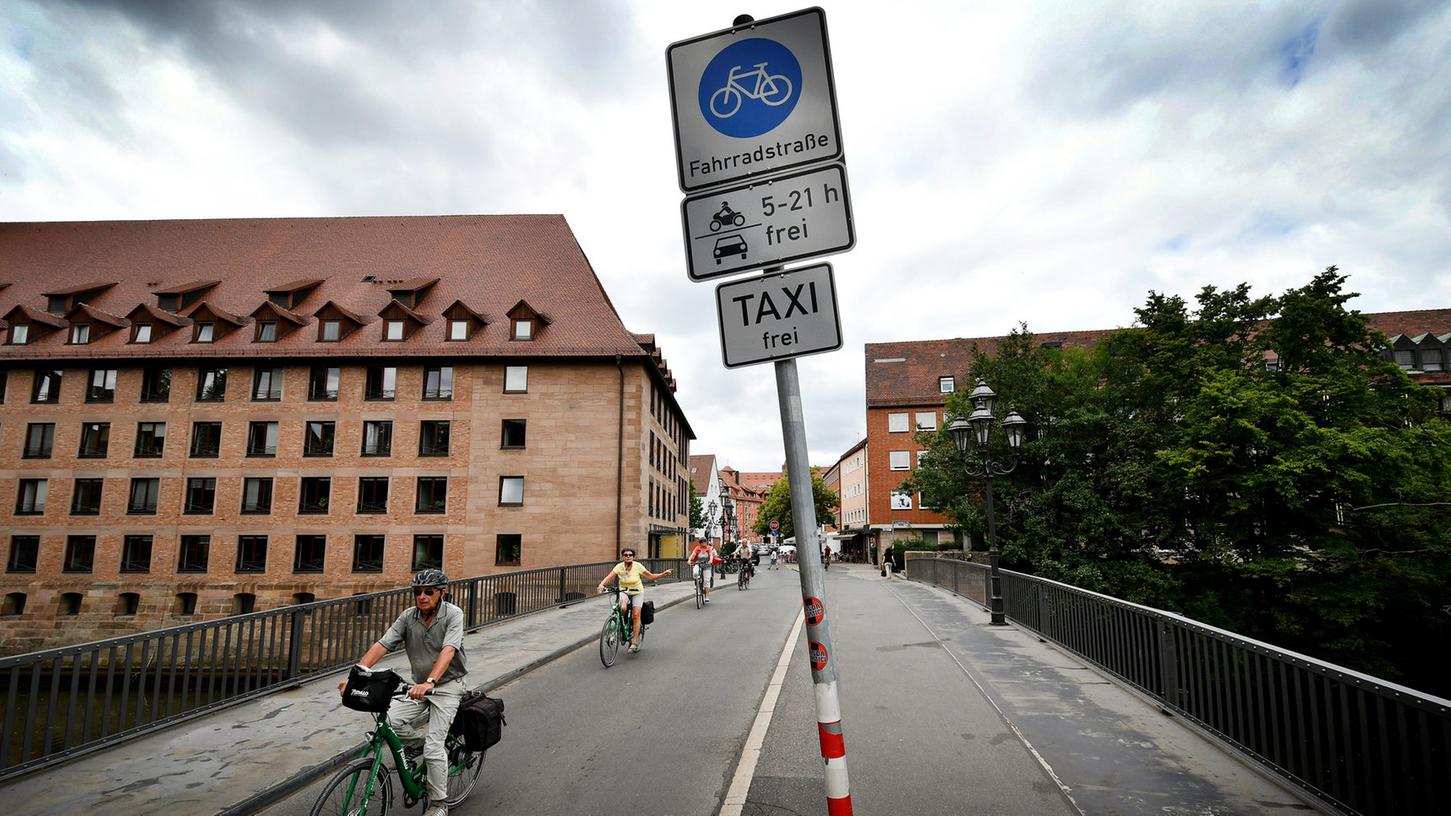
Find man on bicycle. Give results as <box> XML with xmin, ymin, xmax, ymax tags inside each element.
<box><xmin>734</xmin><ymin>542</ymin><xmax>755</xmax><ymax>582</ymax></box>
<box><xmin>340</xmin><ymin>568</ymin><xmax>467</xmax><ymax>816</ymax></box>
<box><xmin>596</xmin><ymin>548</ymin><xmax>671</xmax><ymax>651</ymax></box>
<box><xmin>688</xmin><ymin>537</ymin><xmax>719</xmax><ymax>604</ymax></box>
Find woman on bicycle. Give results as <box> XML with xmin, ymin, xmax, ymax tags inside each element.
<box><xmin>735</xmin><ymin>542</ymin><xmax>755</xmax><ymax>583</ymax></box>
<box><xmin>688</xmin><ymin>537</ymin><xmax>719</xmax><ymax>604</ymax></box>
<box><xmin>596</xmin><ymin>549</ymin><xmax>671</xmax><ymax>652</ymax></box>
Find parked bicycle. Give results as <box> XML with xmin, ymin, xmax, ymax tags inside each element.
<box><xmin>311</xmin><ymin>672</ymin><xmax>483</xmax><ymax>815</ymax></box>
<box><xmin>599</xmin><ymin>584</ymin><xmax>648</xmax><ymax>667</ymax></box>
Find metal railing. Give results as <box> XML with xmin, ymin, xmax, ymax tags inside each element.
<box><xmin>0</xmin><ymin>557</ymin><xmax>685</xmax><ymax>782</ymax></box>
<box><xmin>904</xmin><ymin>555</ymin><xmax>1451</xmax><ymax>816</ymax></box>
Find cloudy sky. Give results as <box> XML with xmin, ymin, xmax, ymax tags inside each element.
<box><xmin>3</xmin><ymin>0</ymin><xmax>1449</xmax><ymax>470</ymax></box>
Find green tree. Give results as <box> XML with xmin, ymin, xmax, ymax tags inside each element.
<box><xmin>753</xmin><ymin>469</ymin><xmax>839</xmax><ymax>540</ymax></box>
<box><xmin>689</xmin><ymin>494</ymin><xmax>705</xmax><ymax>533</ymax></box>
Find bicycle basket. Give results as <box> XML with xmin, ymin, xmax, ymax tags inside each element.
<box><xmin>342</xmin><ymin>666</ymin><xmax>403</xmax><ymax>713</ymax></box>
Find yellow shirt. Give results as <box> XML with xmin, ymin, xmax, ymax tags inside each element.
<box><xmin>612</xmin><ymin>562</ymin><xmax>646</xmax><ymax>593</ymax></box>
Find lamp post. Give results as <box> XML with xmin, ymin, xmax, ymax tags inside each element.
<box><xmin>706</xmin><ymin>499</ymin><xmax>718</xmax><ymax>547</ymax></box>
<box><xmin>722</xmin><ymin>496</ymin><xmax>737</xmax><ymax>552</ymax></box>
<box><xmin>947</xmin><ymin>379</ymin><xmax>1026</xmax><ymax>626</ymax></box>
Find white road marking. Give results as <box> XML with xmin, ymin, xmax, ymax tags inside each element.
<box><xmin>719</xmin><ymin>608</ymin><xmax>805</xmax><ymax>816</ymax></box>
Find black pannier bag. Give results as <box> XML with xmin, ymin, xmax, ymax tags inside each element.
<box><xmin>640</xmin><ymin>600</ymin><xmax>655</xmax><ymax>626</ymax></box>
<box><xmin>342</xmin><ymin>666</ymin><xmax>403</xmax><ymax>713</ymax></box>
<box><xmin>450</xmin><ymin>690</ymin><xmax>506</xmax><ymax>752</ymax></box>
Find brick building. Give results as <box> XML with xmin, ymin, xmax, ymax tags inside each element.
<box><xmin>0</xmin><ymin>215</ymin><xmax>693</xmax><ymax>652</ymax></box>
<box><xmin>717</xmin><ymin>466</ymin><xmax>765</xmax><ymax>547</ymax></box>
<box><xmin>863</xmin><ymin>310</ymin><xmax>1451</xmax><ymax>553</ymax></box>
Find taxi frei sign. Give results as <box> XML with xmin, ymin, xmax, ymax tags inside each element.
<box><xmin>667</xmin><ymin>7</ymin><xmax>854</xmax><ymax>368</ymax></box>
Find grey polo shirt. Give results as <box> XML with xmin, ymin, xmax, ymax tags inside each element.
<box><xmin>378</xmin><ymin>601</ymin><xmax>468</xmax><ymax>684</ymax></box>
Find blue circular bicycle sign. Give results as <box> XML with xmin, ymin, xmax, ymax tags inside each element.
<box><xmin>697</xmin><ymin>38</ymin><xmax>802</xmax><ymax>138</ymax></box>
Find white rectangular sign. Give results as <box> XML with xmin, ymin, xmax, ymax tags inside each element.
<box><xmin>667</xmin><ymin>8</ymin><xmax>843</xmax><ymax>192</ymax></box>
<box><xmin>682</xmin><ymin>163</ymin><xmax>854</xmax><ymax>281</ymax></box>
<box><xmin>715</xmin><ymin>263</ymin><xmax>842</xmax><ymax>368</ymax></box>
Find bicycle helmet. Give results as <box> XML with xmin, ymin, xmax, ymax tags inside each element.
<box><xmin>412</xmin><ymin>568</ymin><xmax>449</xmax><ymax>589</ymax></box>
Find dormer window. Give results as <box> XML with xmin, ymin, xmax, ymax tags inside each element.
<box><xmin>70</xmin><ymin>324</ymin><xmax>91</xmax><ymax>345</ymax></box>
<box><xmin>512</xmin><ymin>319</ymin><xmax>533</xmax><ymax>340</ymax></box>
<box><xmin>269</xmin><ymin>293</ymin><xmax>290</xmax><ymax>307</ymax></box>
<box><xmin>195</xmin><ymin>322</ymin><xmax>215</xmax><ymax>343</ymax></box>
<box><xmin>10</xmin><ymin>325</ymin><xmax>29</xmax><ymax>345</ymax></box>
<box><xmin>158</xmin><ymin>294</ymin><xmax>180</xmax><ymax>313</ymax></box>
<box><xmin>321</xmin><ymin>320</ymin><xmax>341</xmax><ymax>342</ymax></box>
<box><xmin>48</xmin><ymin>296</ymin><xmax>69</xmax><ymax>315</ymax></box>
<box><xmin>384</xmin><ymin>320</ymin><xmax>405</xmax><ymax>341</ymax></box>
<box><xmin>133</xmin><ymin>324</ymin><xmax>153</xmax><ymax>344</ymax></box>
<box><xmin>449</xmin><ymin>319</ymin><xmax>469</xmax><ymax>341</ymax></box>
<box><xmin>257</xmin><ymin>321</ymin><xmax>277</xmax><ymax>342</ymax></box>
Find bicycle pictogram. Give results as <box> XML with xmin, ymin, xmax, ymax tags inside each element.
<box><xmin>709</xmin><ymin>62</ymin><xmax>793</xmax><ymax>119</ymax></box>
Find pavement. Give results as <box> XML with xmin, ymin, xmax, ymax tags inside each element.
<box><xmin>0</xmin><ymin>579</ymin><xmax>700</xmax><ymax>816</ymax></box>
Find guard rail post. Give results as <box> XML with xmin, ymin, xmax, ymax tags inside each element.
<box><xmin>285</xmin><ymin>609</ymin><xmax>305</xmax><ymax>682</ymax></box>
<box><xmin>1156</xmin><ymin>618</ymin><xmax>1180</xmax><ymax>710</ymax></box>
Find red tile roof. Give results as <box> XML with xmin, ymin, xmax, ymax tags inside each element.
<box><xmin>689</xmin><ymin>454</ymin><xmax>716</xmax><ymax>495</ymax></box>
<box><xmin>0</xmin><ymin>215</ymin><xmax>651</xmax><ymax>361</ymax></box>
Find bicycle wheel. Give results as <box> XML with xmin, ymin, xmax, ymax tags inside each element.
<box><xmin>443</xmin><ymin>739</ymin><xmax>486</xmax><ymax>805</ymax></box>
<box><xmin>310</xmin><ymin>758</ymin><xmax>391</xmax><ymax>816</ymax></box>
<box><xmin>600</xmin><ymin>615</ymin><xmax>620</xmax><ymax>668</ymax></box>
<box><xmin>738</xmin><ymin>569</ymin><xmax>746</xmax><ymax>590</ymax></box>
<box><xmin>760</xmin><ymin>74</ymin><xmax>793</xmax><ymax>106</ymax></box>
<box><xmin>709</xmin><ymin>86</ymin><xmax>742</xmax><ymax>118</ymax></box>
<box><xmin>695</xmin><ymin>578</ymin><xmax>703</xmax><ymax>609</ymax></box>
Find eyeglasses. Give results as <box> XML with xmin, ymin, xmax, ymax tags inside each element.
<box><xmin>413</xmin><ymin>587</ymin><xmax>440</xmax><ymax>597</ymax></box>
<box><xmin>621</xmin><ymin>553</ymin><xmax>635</xmax><ymax>558</ymax></box>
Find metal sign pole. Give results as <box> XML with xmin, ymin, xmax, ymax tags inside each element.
<box><xmin>774</xmin><ymin>351</ymin><xmax>853</xmax><ymax>815</ymax></box>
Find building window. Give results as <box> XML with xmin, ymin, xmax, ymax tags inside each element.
<box><xmin>253</xmin><ymin>367</ymin><xmax>284</xmax><ymax>401</ymax></box>
<box><xmin>448</xmin><ymin>319</ymin><xmax>469</xmax><ymax>341</ymax></box>
<box><xmin>70</xmin><ymin>478</ymin><xmax>103</xmax><ymax>515</ymax></box>
<box><xmin>256</xmin><ymin>321</ymin><xmax>278</xmax><ymax>342</ymax></box>
<box><xmin>184</xmin><ymin>477</ymin><xmax>217</xmax><ymax>514</ymax></box>
<box><xmin>70</xmin><ymin>324</ymin><xmax>91</xmax><ymax>344</ymax></box>
<box><xmin>9</xmin><ymin>324</ymin><xmax>29</xmax><ymax>345</ymax></box>
<box><xmin>7</xmin><ymin>535</ymin><xmax>39</xmax><ymax>573</ymax></box>
<box><xmin>236</xmin><ymin>536</ymin><xmax>268</xmax><ymax>573</ymax></box>
<box><xmin>1394</xmin><ymin>349</ymin><xmax>1415</xmax><ymax>369</ymax></box>
<box><xmin>32</xmin><ymin>369</ymin><xmax>62</xmax><ymax>403</ymax></box>
<box><xmin>140</xmin><ymin>367</ymin><xmax>171</xmax><ymax>402</ymax></box>
<box><xmin>365</xmin><ymin>366</ymin><xmax>397</xmax><ymax>400</ymax></box>
<box><xmin>412</xmin><ymin>534</ymin><xmax>443</xmax><ymax>571</ymax></box>
<box><xmin>234</xmin><ymin>593</ymin><xmax>256</xmax><ymax>614</ymax></box>
<box><xmin>890</xmin><ymin>491</ymin><xmax>912</xmax><ymax>510</ymax></box>
<box><xmin>888</xmin><ymin>413</ymin><xmax>909</xmax><ymax>432</ymax></box>
<box><xmin>495</xmin><ymin>534</ymin><xmax>521</xmax><ymax>567</ymax></box>
<box><xmin>299</xmin><ymin>477</ymin><xmax>331</xmax><ymax>514</ymax></box>
<box><xmin>1423</xmin><ymin>349</ymin><xmax>1445</xmax><ymax>372</ymax></box>
<box><xmin>176</xmin><ymin>592</ymin><xmax>198</xmax><ymax>615</ymax></box>
<box><xmin>120</xmin><ymin>536</ymin><xmax>153</xmax><ymax>573</ymax></box>
<box><xmin>499</xmin><ymin>476</ymin><xmax>524</xmax><ymax>506</ymax></box>
<box><xmin>190</xmin><ymin>421</ymin><xmax>222</xmax><ymax>458</ymax></box>
<box><xmin>196</xmin><ymin>367</ymin><xmax>228</xmax><ymax>401</ymax></box>
<box><xmin>86</xmin><ymin>369</ymin><xmax>118</xmax><ymax>402</ymax></box>
<box><xmin>503</xmin><ymin>365</ymin><xmax>527</xmax><ymax>393</ymax></box>
<box><xmin>3</xmin><ymin>592</ymin><xmax>26</xmax><ymax>616</ymax></box>
<box><xmin>304</xmin><ymin>421</ymin><xmax>335</xmax><ymax>456</ymax></box>
<box><xmin>362</xmin><ymin>420</ymin><xmax>392</xmax><ymax>456</ymax></box>
<box><xmin>246</xmin><ymin>421</ymin><xmax>279</xmax><ymax>457</ymax></box>
<box><xmin>383</xmin><ymin>320</ymin><xmax>405</xmax><ymax>341</ymax></box>
<box><xmin>511</xmin><ymin>318</ymin><xmax>532</xmax><ymax>340</ymax></box>
<box><xmin>133</xmin><ymin>323</ymin><xmax>153</xmax><ymax>343</ymax></box>
<box><xmin>128</xmin><ymin>478</ymin><xmax>159</xmax><ymax>514</ymax></box>
<box><xmin>419</xmin><ymin>420</ymin><xmax>451</xmax><ymax>456</ymax></box>
<box><xmin>889</xmin><ymin>450</ymin><xmax>911</xmax><ymax>470</ymax></box>
<box><xmin>292</xmin><ymin>592</ymin><xmax>316</xmax><ymax>605</ymax></box>
<box><xmin>63</xmin><ymin>535</ymin><xmax>95</xmax><ymax>573</ymax></box>
<box><xmin>0</xmin><ymin>369</ymin><xmax>6</xmax><ymax>402</ymax></box>
<box><xmin>415</xmin><ymin>477</ymin><xmax>447</xmax><ymax>514</ymax></box>
<box><xmin>178</xmin><ymin>535</ymin><xmax>210</xmax><ymax>573</ymax></box>
<box><xmin>241</xmin><ymin>477</ymin><xmax>273</xmax><ymax>514</ymax></box>
<box><xmin>308</xmin><ymin>366</ymin><xmax>340</xmax><ymax>400</ymax></box>
<box><xmin>134</xmin><ymin>422</ymin><xmax>166</xmax><ymax>457</ymax></box>
<box><xmin>940</xmin><ymin>376</ymin><xmax>955</xmax><ymax>393</ymax></box>
<box><xmin>353</xmin><ymin>535</ymin><xmax>385</xmax><ymax>573</ymax></box>
<box><xmin>501</xmin><ymin>419</ymin><xmax>526</xmax><ymax>449</ymax></box>
<box><xmin>319</xmin><ymin>320</ymin><xmax>341</xmax><ymax>342</ymax></box>
<box><xmin>78</xmin><ymin>422</ymin><xmax>111</xmax><ymax>458</ymax></box>
<box><xmin>194</xmin><ymin>322</ymin><xmax>215</xmax><ymax>343</ymax></box>
<box><xmin>61</xmin><ymin>592</ymin><xmax>83</xmax><ymax>615</ymax></box>
<box><xmin>915</xmin><ymin>412</ymin><xmax>937</xmax><ymax>431</ymax></box>
<box><xmin>294</xmin><ymin>535</ymin><xmax>326</xmax><ymax>573</ymax></box>
<box><xmin>422</xmin><ymin>366</ymin><xmax>453</xmax><ymax>400</ymax></box>
<box><xmin>23</xmin><ymin>422</ymin><xmax>54</xmax><ymax>459</ymax></box>
<box><xmin>357</xmin><ymin>477</ymin><xmax>389</xmax><ymax>513</ymax></box>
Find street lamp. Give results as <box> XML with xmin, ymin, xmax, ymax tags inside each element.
<box><xmin>706</xmin><ymin>499</ymin><xmax>717</xmax><ymax>545</ymax></box>
<box><xmin>947</xmin><ymin>378</ymin><xmax>1026</xmax><ymax>626</ymax></box>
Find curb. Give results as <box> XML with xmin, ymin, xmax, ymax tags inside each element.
<box><xmin>221</xmin><ymin>586</ymin><xmax>696</xmax><ymax>816</ymax></box>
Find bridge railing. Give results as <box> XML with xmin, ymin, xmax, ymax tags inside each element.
<box><xmin>904</xmin><ymin>555</ymin><xmax>1451</xmax><ymax>816</ymax></box>
<box><xmin>0</xmin><ymin>558</ymin><xmax>685</xmax><ymax>781</ymax></box>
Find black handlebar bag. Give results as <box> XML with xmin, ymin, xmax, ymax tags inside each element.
<box><xmin>342</xmin><ymin>666</ymin><xmax>403</xmax><ymax>713</ymax></box>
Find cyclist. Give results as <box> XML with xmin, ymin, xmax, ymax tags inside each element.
<box><xmin>768</xmin><ymin>544</ymin><xmax>779</xmax><ymax>570</ymax></box>
<box><xmin>340</xmin><ymin>568</ymin><xmax>467</xmax><ymax>816</ymax></box>
<box><xmin>596</xmin><ymin>548</ymin><xmax>671</xmax><ymax>652</ymax></box>
<box><xmin>688</xmin><ymin>537</ymin><xmax>720</xmax><ymax>604</ymax></box>
<box><xmin>823</xmin><ymin>544</ymin><xmax>832</xmax><ymax>569</ymax></box>
<box><xmin>735</xmin><ymin>542</ymin><xmax>755</xmax><ymax>582</ymax></box>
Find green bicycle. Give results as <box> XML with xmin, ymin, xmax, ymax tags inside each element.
<box><xmin>599</xmin><ymin>584</ymin><xmax>647</xmax><ymax>668</ymax></box>
<box><xmin>311</xmin><ymin>671</ymin><xmax>485</xmax><ymax>815</ymax></box>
